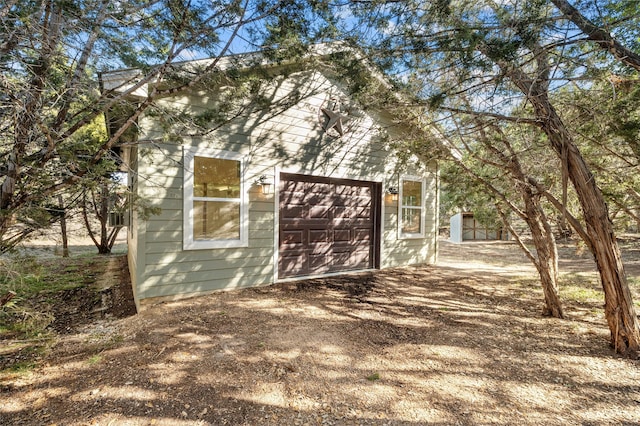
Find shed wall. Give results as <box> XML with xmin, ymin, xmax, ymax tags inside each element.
<box><xmin>450</xmin><ymin>212</ymin><xmax>463</xmax><ymax>243</ymax></box>
<box><xmin>131</xmin><ymin>69</ymin><xmax>437</xmax><ymax>303</ymax></box>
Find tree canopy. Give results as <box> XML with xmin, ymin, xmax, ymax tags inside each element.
<box><xmin>2</xmin><ymin>0</ymin><xmax>640</xmax><ymax>354</ymax></box>
<box><xmin>0</xmin><ymin>0</ymin><xmax>328</xmax><ymax>250</ymax></box>
<box><xmin>328</xmin><ymin>0</ymin><xmax>640</xmax><ymax>354</ymax></box>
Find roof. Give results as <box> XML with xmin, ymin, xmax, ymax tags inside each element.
<box><xmin>99</xmin><ymin>42</ymin><xmax>391</xmax><ymax>99</ymax></box>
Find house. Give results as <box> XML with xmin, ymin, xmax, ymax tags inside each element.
<box><xmin>449</xmin><ymin>212</ymin><xmax>509</xmax><ymax>243</ymax></box>
<box><xmin>103</xmin><ymin>45</ymin><xmax>439</xmax><ymax>310</ymax></box>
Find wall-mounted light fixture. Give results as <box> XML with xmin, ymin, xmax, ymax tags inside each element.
<box><xmin>256</xmin><ymin>175</ymin><xmax>273</xmax><ymax>195</ymax></box>
<box><xmin>387</xmin><ymin>186</ymin><xmax>399</xmax><ymax>202</ymax></box>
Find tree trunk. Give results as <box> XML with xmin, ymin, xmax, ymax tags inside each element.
<box><xmin>497</xmin><ymin>52</ymin><xmax>640</xmax><ymax>354</ymax></box>
<box><xmin>474</xmin><ymin>121</ymin><xmax>564</xmax><ymax>318</ymax></box>
<box><xmin>58</xmin><ymin>194</ymin><xmax>69</xmax><ymax>257</ymax></box>
<box><xmin>550</xmin><ymin>0</ymin><xmax>640</xmax><ymax>72</ymax></box>
<box><xmin>98</xmin><ymin>183</ymin><xmax>110</xmax><ymax>254</ymax></box>
<box><xmin>523</xmin><ymin>195</ymin><xmax>564</xmax><ymax>318</ymax></box>
<box><xmin>0</xmin><ymin>2</ymin><xmax>62</xmax><ymax>242</ymax></box>
<box><xmin>446</xmin><ymin>152</ymin><xmax>565</xmax><ymax>318</ymax></box>
<box><xmin>81</xmin><ymin>191</ymin><xmax>101</xmax><ymax>252</ymax></box>
<box><xmin>533</xmin><ymin>95</ymin><xmax>640</xmax><ymax>354</ymax></box>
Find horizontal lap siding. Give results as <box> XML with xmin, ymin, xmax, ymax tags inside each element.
<box><xmin>137</xmin><ymin>141</ymin><xmax>277</xmax><ymax>298</ymax></box>
<box><xmin>381</xmin><ymin>170</ymin><xmax>438</xmax><ymax>268</ymax></box>
<box><xmin>127</xmin><ymin>146</ymin><xmax>142</xmax><ymax>309</ymax></box>
<box><xmin>134</xmin><ymin>69</ymin><xmax>436</xmax><ymax>301</ymax></box>
<box><xmin>139</xmin><ymin>189</ymin><xmax>276</xmax><ymax>298</ymax></box>
<box><xmin>139</xmin><ymin>265</ymin><xmax>275</xmax><ymax>297</ymax></box>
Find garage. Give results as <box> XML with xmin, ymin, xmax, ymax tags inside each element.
<box><xmin>278</xmin><ymin>173</ymin><xmax>382</xmax><ymax>279</ymax></box>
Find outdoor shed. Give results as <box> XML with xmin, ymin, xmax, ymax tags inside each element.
<box><xmin>450</xmin><ymin>212</ymin><xmax>509</xmax><ymax>243</ymax></box>
<box><xmin>104</xmin><ymin>46</ymin><xmax>439</xmax><ymax>309</ymax></box>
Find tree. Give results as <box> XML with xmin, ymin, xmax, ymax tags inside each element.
<box><xmin>0</xmin><ymin>0</ymin><xmax>326</xmax><ymax>251</ymax></box>
<box><xmin>57</xmin><ymin>194</ymin><xmax>69</xmax><ymax>257</ymax></box>
<box><xmin>80</xmin><ymin>175</ymin><xmax>126</xmax><ymax>254</ymax></box>
<box><xmin>438</xmin><ymin>119</ymin><xmax>566</xmax><ymax>318</ymax></box>
<box><xmin>555</xmin><ymin>76</ymin><xmax>640</xmax><ymax>230</ymax></box>
<box><xmin>550</xmin><ymin>0</ymin><xmax>640</xmax><ymax>71</ymax></box>
<box><xmin>337</xmin><ymin>0</ymin><xmax>640</xmax><ymax>354</ymax></box>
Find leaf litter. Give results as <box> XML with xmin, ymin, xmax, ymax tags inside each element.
<box><xmin>1</xmin><ymin>237</ymin><xmax>640</xmax><ymax>425</ymax></box>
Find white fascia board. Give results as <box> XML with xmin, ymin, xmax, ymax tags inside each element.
<box><xmin>100</xmin><ymin>69</ymin><xmax>148</xmax><ymax>99</ymax></box>
<box><xmin>99</xmin><ymin>41</ymin><xmax>356</xmax><ymax>97</ymax></box>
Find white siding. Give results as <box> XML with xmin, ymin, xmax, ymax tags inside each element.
<box><xmin>450</xmin><ymin>213</ymin><xmax>463</xmax><ymax>243</ymax></box>
<box><xmin>131</xmin><ymin>68</ymin><xmax>437</xmax><ymax>303</ymax></box>
<box><xmin>381</xmin><ymin>169</ymin><xmax>438</xmax><ymax>268</ymax></box>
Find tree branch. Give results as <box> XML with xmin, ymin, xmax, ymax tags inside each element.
<box><xmin>526</xmin><ymin>176</ymin><xmax>593</xmax><ymax>252</ymax></box>
<box><xmin>551</xmin><ymin>0</ymin><xmax>640</xmax><ymax>71</ymax></box>
<box><xmin>438</xmin><ymin>106</ymin><xmax>543</xmax><ymax>126</ymax></box>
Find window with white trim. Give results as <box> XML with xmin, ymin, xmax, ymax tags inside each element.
<box><xmin>399</xmin><ymin>176</ymin><xmax>426</xmax><ymax>238</ymax></box>
<box><xmin>183</xmin><ymin>147</ymin><xmax>247</xmax><ymax>249</ymax></box>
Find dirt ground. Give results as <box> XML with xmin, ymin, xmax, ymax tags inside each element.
<box><xmin>2</xmin><ymin>238</ymin><xmax>640</xmax><ymax>425</ymax></box>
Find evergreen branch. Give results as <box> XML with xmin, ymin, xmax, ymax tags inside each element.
<box><xmin>551</xmin><ymin>0</ymin><xmax>640</xmax><ymax>71</ymax></box>
<box><xmin>438</xmin><ymin>106</ymin><xmax>542</xmax><ymax>126</ymax></box>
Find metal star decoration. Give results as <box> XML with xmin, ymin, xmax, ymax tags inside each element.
<box><xmin>320</xmin><ymin>99</ymin><xmax>349</xmax><ymax>137</ymax></box>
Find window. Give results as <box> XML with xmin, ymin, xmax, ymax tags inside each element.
<box><xmin>399</xmin><ymin>176</ymin><xmax>426</xmax><ymax>238</ymax></box>
<box><xmin>183</xmin><ymin>147</ymin><xmax>247</xmax><ymax>249</ymax></box>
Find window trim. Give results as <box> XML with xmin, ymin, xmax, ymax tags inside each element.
<box><xmin>398</xmin><ymin>175</ymin><xmax>426</xmax><ymax>239</ymax></box>
<box><xmin>183</xmin><ymin>146</ymin><xmax>248</xmax><ymax>250</ymax></box>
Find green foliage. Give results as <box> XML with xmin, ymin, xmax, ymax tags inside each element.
<box><xmin>561</xmin><ymin>274</ymin><xmax>602</xmax><ymax>304</ymax></box>
<box><xmin>366</xmin><ymin>372</ymin><xmax>381</xmax><ymax>381</ymax></box>
<box><xmin>0</xmin><ymin>0</ymin><xmax>330</xmax><ymax>250</ymax></box>
<box><xmin>439</xmin><ymin>160</ymin><xmax>502</xmax><ymax>229</ymax></box>
<box><xmin>552</xmin><ymin>75</ymin><xmax>640</xmax><ymax>231</ymax></box>
<box><xmin>333</xmin><ymin>0</ymin><xmax>640</xmax><ymax>240</ymax></box>
<box><xmin>324</xmin><ymin>51</ymin><xmax>390</xmax><ymax>106</ymax></box>
<box><xmin>87</xmin><ymin>354</ymin><xmax>102</xmax><ymax>365</ymax></box>
<box><xmin>0</xmin><ymin>256</ymin><xmax>92</xmax><ymax>299</ymax></box>
<box><xmin>0</xmin><ymin>254</ymin><xmax>114</xmax><ymax>372</ymax></box>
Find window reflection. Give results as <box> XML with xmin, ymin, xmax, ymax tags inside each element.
<box><xmin>194</xmin><ymin>157</ymin><xmax>240</xmax><ymax>198</ymax></box>
<box><xmin>193</xmin><ymin>156</ymin><xmax>241</xmax><ymax>240</ymax></box>
<box><xmin>193</xmin><ymin>201</ymin><xmax>240</xmax><ymax>240</ymax></box>
<box><xmin>400</xmin><ymin>179</ymin><xmax>424</xmax><ymax>236</ymax></box>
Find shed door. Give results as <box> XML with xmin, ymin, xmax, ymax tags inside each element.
<box><xmin>279</xmin><ymin>173</ymin><xmax>381</xmax><ymax>279</ymax></box>
<box><xmin>462</xmin><ymin>214</ymin><xmax>477</xmax><ymax>240</ymax></box>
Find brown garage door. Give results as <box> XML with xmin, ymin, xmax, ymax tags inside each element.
<box><xmin>279</xmin><ymin>173</ymin><xmax>381</xmax><ymax>279</ymax></box>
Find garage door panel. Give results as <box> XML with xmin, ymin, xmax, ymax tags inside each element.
<box><xmin>350</xmin><ymin>219</ymin><xmax>372</xmax><ymax>228</ymax></box>
<box><xmin>334</xmin><ymin>184</ymin><xmax>354</xmax><ymax>196</ymax></box>
<box><xmin>281</xmin><ymin>230</ymin><xmax>304</xmax><ymax>244</ymax></box>
<box><xmin>332</xmin><ymin>250</ymin><xmax>351</xmax><ymax>267</ymax></box>
<box><xmin>309</xmin><ymin>205</ymin><xmax>330</xmax><ymax>219</ymax></box>
<box><xmin>354</xmin><ymin>195</ymin><xmax>372</xmax><ymax>204</ymax></box>
<box><xmin>282</xmin><ymin>205</ymin><xmax>305</xmax><ymax>220</ymax></box>
<box><xmin>308</xmin><ymin>243</ymin><xmax>332</xmax><ymax>255</ymax></box>
<box><xmin>280</xmin><ymin>254</ymin><xmax>307</xmax><ymax>276</ymax></box>
<box><xmin>337</xmin><ymin>195</ymin><xmax>370</xmax><ymax>207</ymax></box>
<box><xmin>307</xmin><ymin>182</ymin><xmax>331</xmax><ymax>197</ymax></box>
<box><xmin>351</xmin><ymin>250</ymin><xmax>370</xmax><ymax>268</ymax></box>
<box><xmin>354</xmin><ymin>227</ymin><xmax>371</xmax><ymax>240</ymax></box>
<box><xmin>333</xmin><ymin>206</ymin><xmax>352</xmax><ymax>219</ymax></box>
<box><xmin>355</xmin><ymin>207</ymin><xmax>371</xmax><ymax>218</ymax></box>
<box><xmin>281</xmin><ymin>180</ymin><xmax>302</xmax><ymax>192</ymax></box>
<box><xmin>280</xmin><ymin>186</ymin><xmax>306</xmax><ymax>201</ymax></box>
<box><xmin>309</xmin><ymin>253</ymin><xmax>331</xmax><ymax>272</ymax></box>
<box><xmin>279</xmin><ymin>173</ymin><xmax>380</xmax><ymax>278</ymax></box>
<box><xmin>350</xmin><ymin>186</ymin><xmax>371</xmax><ymax>197</ymax></box>
<box><xmin>333</xmin><ymin>229</ymin><xmax>351</xmax><ymax>242</ymax></box>
<box><xmin>307</xmin><ymin>194</ymin><xmax>332</xmax><ymax>205</ymax></box>
<box><xmin>332</xmin><ymin>194</ymin><xmax>346</xmax><ymax>203</ymax></box>
<box><xmin>309</xmin><ymin>229</ymin><xmax>329</xmax><ymax>243</ymax></box>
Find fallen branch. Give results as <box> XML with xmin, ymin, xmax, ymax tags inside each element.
<box><xmin>0</xmin><ymin>290</ymin><xmax>16</xmax><ymax>307</ymax></box>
